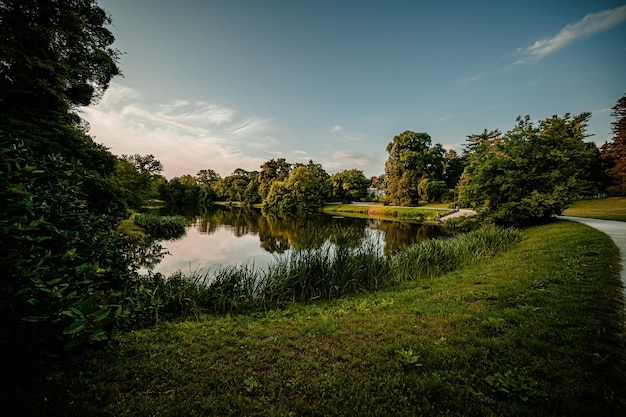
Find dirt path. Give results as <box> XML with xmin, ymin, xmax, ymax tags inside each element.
<box><xmin>560</xmin><ymin>216</ymin><xmax>626</xmax><ymax>297</ymax></box>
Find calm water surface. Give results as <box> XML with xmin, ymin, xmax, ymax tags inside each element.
<box><xmin>146</xmin><ymin>206</ymin><xmax>452</xmax><ymax>276</ymax></box>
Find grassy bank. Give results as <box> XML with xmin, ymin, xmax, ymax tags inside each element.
<box><xmin>564</xmin><ymin>197</ymin><xmax>626</xmax><ymax>221</ymax></box>
<box><xmin>8</xmin><ymin>221</ymin><xmax>625</xmax><ymax>416</ymax></box>
<box><xmin>322</xmin><ymin>203</ymin><xmax>448</xmax><ymax>222</ymax></box>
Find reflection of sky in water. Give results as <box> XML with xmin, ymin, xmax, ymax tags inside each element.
<box><xmin>151</xmin><ymin>226</ymin><xmax>279</xmax><ymax>276</ymax></box>
<box><xmin>144</xmin><ymin>211</ymin><xmax>449</xmax><ymax>277</ymax></box>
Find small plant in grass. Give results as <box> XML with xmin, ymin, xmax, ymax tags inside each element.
<box><xmin>485</xmin><ymin>370</ymin><xmax>548</xmax><ymax>403</ymax></box>
<box><xmin>395</xmin><ymin>348</ymin><xmax>423</xmax><ymax>369</ymax></box>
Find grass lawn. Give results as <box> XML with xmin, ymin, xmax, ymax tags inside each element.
<box><xmin>7</xmin><ymin>221</ymin><xmax>625</xmax><ymax>416</ymax></box>
<box><xmin>321</xmin><ymin>203</ymin><xmax>448</xmax><ymax>222</ymax></box>
<box><xmin>563</xmin><ymin>197</ymin><xmax>626</xmax><ymax>221</ymax></box>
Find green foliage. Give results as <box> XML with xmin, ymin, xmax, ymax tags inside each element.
<box><xmin>133</xmin><ymin>213</ymin><xmax>187</xmax><ymax>240</ymax></box>
<box><xmin>0</xmin><ymin>0</ymin><xmax>121</xmax><ymax>159</ymax></box>
<box><xmin>263</xmin><ymin>161</ymin><xmax>331</xmax><ymax>216</ymax></box>
<box><xmin>257</xmin><ymin>158</ymin><xmax>292</xmax><ymax>200</ymax></box>
<box><xmin>459</xmin><ymin>114</ymin><xmax>596</xmax><ymax>226</ymax></box>
<box><xmin>392</xmin><ymin>224</ymin><xmax>520</xmax><ymax>280</ymax></box>
<box><xmin>384</xmin><ymin>131</ymin><xmax>446</xmax><ymax>206</ymax></box>
<box><xmin>159</xmin><ymin>176</ymin><xmax>201</xmax><ymax>206</ymax></box>
<box><xmin>331</xmin><ymin>168</ymin><xmax>370</xmax><ymax>202</ymax></box>
<box><xmin>485</xmin><ymin>370</ymin><xmax>548</xmax><ymax>403</ymax></box>
<box><xmin>600</xmin><ymin>93</ymin><xmax>626</xmax><ymax>195</ymax></box>
<box><xmin>113</xmin><ymin>154</ymin><xmax>165</xmax><ymax>208</ymax></box>
<box><xmin>0</xmin><ymin>143</ymin><xmax>160</xmax><ymax>363</ymax></box>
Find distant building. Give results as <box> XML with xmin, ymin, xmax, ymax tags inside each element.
<box><xmin>367</xmin><ymin>187</ymin><xmax>386</xmax><ymax>199</ymax></box>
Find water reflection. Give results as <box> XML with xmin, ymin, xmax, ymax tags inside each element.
<box><xmin>147</xmin><ymin>206</ymin><xmax>453</xmax><ymax>276</ymax></box>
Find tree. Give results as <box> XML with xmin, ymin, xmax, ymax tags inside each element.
<box><xmin>1</xmin><ymin>0</ymin><xmax>121</xmax><ymax>160</ymax></box>
<box><xmin>331</xmin><ymin>169</ymin><xmax>371</xmax><ymax>203</ymax></box>
<box><xmin>113</xmin><ymin>154</ymin><xmax>164</xmax><ymax>207</ymax></box>
<box><xmin>0</xmin><ymin>0</ymin><xmax>166</xmax><ymax>372</ymax></box>
<box><xmin>196</xmin><ymin>169</ymin><xmax>221</xmax><ymax>186</ymax></box>
<box><xmin>442</xmin><ymin>149</ymin><xmax>465</xmax><ymax>189</ymax></box>
<box><xmin>459</xmin><ymin>114</ymin><xmax>595</xmax><ymax>226</ymax></box>
<box><xmin>600</xmin><ymin>93</ymin><xmax>626</xmax><ymax>195</ymax></box>
<box><xmin>258</xmin><ymin>158</ymin><xmax>292</xmax><ymax>200</ymax></box>
<box><xmin>263</xmin><ymin>162</ymin><xmax>331</xmax><ymax>216</ymax></box>
<box><xmin>384</xmin><ymin>131</ymin><xmax>445</xmax><ymax>206</ymax></box>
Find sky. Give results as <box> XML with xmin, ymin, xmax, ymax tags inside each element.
<box><xmin>81</xmin><ymin>0</ymin><xmax>626</xmax><ymax>179</ymax></box>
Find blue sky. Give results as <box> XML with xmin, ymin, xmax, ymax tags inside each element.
<box><xmin>81</xmin><ymin>0</ymin><xmax>626</xmax><ymax>179</ymax></box>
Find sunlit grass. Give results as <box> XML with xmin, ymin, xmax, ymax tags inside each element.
<box><xmin>322</xmin><ymin>203</ymin><xmax>447</xmax><ymax>221</ymax></box>
<box><xmin>564</xmin><ymin>197</ymin><xmax>626</xmax><ymax>221</ymax></box>
<box><xmin>10</xmin><ymin>221</ymin><xmax>625</xmax><ymax>416</ymax></box>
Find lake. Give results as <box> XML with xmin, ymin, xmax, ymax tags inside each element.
<box><xmin>145</xmin><ymin>205</ymin><xmax>453</xmax><ymax>276</ymax></box>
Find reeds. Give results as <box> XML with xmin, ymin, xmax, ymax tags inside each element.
<box><xmin>392</xmin><ymin>223</ymin><xmax>521</xmax><ymax>281</ymax></box>
<box><xmin>148</xmin><ymin>224</ymin><xmax>520</xmax><ymax>317</ymax></box>
<box><xmin>133</xmin><ymin>213</ymin><xmax>187</xmax><ymax>240</ymax></box>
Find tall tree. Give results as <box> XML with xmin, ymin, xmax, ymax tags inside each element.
<box><xmin>263</xmin><ymin>162</ymin><xmax>330</xmax><ymax>215</ymax></box>
<box><xmin>258</xmin><ymin>158</ymin><xmax>292</xmax><ymax>200</ymax></box>
<box><xmin>331</xmin><ymin>169</ymin><xmax>370</xmax><ymax>203</ymax></box>
<box><xmin>442</xmin><ymin>149</ymin><xmax>465</xmax><ymax>189</ymax></box>
<box><xmin>0</xmin><ymin>0</ymin><xmax>164</xmax><ymax>371</ymax></box>
<box><xmin>384</xmin><ymin>131</ymin><xmax>445</xmax><ymax>206</ymax></box>
<box><xmin>600</xmin><ymin>93</ymin><xmax>626</xmax><ymax>195</ymax></box>
<box><xmin>459</xmin><ymin>114</ymin><xmax>595</xmax><ymax>226</ymax></box>
<box><xmin>1</xmin><ymin>0</ymin><xmax>121</xmax><ymax>159</ymax></box>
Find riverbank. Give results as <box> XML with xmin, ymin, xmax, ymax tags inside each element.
<box><xmin>321</xmin><ymin>203</ymin><xmax>448</xmax><ymax>222</ymax></box>
<box><xmin>7</xmin><ymin>220</ymin><xmax>625</xmax><ymax>416</ymax></box>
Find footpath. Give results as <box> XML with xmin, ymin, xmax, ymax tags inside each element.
<box><xmin>560</xmin><ymin>216</ymin><xmax>626</xmax><ymax>299</ymax></box>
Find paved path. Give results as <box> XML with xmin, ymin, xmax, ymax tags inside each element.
<box><xmin>560</xmin><ymin>216</ymin><xmax>626</xmax><ymax>297</ymax></box>
<box><xmin>440</xmin><ymin>209</ymin><xmax>476</xmax><ymax>220</ymax></box>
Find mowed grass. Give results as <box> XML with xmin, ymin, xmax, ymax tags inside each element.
<box><xmin>8</xmin><ymin>221</ymin><xmax>625</xmax><ymax>416</ymax></box>
<box><xmin>564</xmin><ymin>197</ymin><xmax>626</xmax><ymax>221</ymax></box>
<box><xmin>322</xmin><ymin>203</ymin><xmax>447</xmax><ymax>221</ymax></box>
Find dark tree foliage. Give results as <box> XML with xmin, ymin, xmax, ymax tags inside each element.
<box><xmin>0</xmin><ymin>0</ymin><xmax>162</xmax><ymax>376</ymax></box>
<box><xmin>600</xmin><ymin>93</ymin><xmax>626</xmax><ymax>195</ymax></box>
<box><xmin>0</xmin><ymin>0</ymin><xmax>121</xmax><ymax>159</ymax></box>
<box><xmin>459</xmin><ymin>114</ymin><xmax>595</xmax><ymax>226</ymax></box>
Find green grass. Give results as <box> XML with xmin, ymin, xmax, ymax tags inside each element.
<box><xmin>564</xmin><ymin>197</ymin><xmax>626</xmax><ymax>221</ymax></box>
<box><xmin>117</xmin><ymin>211</ymin><xmax>145</xmax><ymax>237</ymax></box>
<box><xmin>322</xmin><ymin>203</ymin><xmax>448</xmax><ymax>222</ymax></box>
<box><xmin>7</xmin><ymin>221</ymin><xmax>625</xmax><ymax>416</ymax></box>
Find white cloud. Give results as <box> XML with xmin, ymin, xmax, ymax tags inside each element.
<box><xmin>80</xmin><ymin>82</ymin><xmax>277</xmax><ymax>178</ymax></box>
<box><xmin>513</xmin><ymin>5</ymin><xmax>626</xmax><ymax>65</ymax></box>
<box><xmin>460</xmin><ymin>73</ymin><xmax>484</xmax><ymax>83</ymax></box>
<box><xmin>337</xmin><ymin>133</ymin><xmax>364</xmax><ymax>143</ymax></box>
<box><xmin>325</xmin><ymin>150</ymin><xmax>386</xmax><ymax>176</ymax></box>
<box><xmin>331</xmin><ymin>125</ymin><xmax>343</xmax><ymax>132</ymax></box>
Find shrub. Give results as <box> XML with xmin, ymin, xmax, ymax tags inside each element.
<box><xmin>133</xmin><ymin>213</ymin><xmax>187</xmax><ymax>240</ymax></box>
<box><xmin>0</xmin><ymin>143</ymin><xmax>163</xmax><ymax>370</ymax></box>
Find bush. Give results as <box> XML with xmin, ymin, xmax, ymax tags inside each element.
<box><xmin>133</xmin><ymin>213</ymin><xmax>187</xmax><ymax>240</ymax></box>
<box><xmin>0</xmin><ymin>143</ymin><xmax>163</xmax><ymax>370</ymax></box>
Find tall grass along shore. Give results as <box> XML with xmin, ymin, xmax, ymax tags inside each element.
<box><xmin>6</xmin><ymin>220</ymin><xmax>625</xmax><ymax>416</ymax></box>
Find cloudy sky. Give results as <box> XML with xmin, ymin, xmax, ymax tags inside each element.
<box><xmin>81</xmin><ymin>0</ymin><xmax>626</xmax><ymax>179</ymax></box>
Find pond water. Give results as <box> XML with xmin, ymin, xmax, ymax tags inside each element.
<box><xmin>145</xmin><ymin>205</ymin><xmax>453</xmax><ymax>276</ymax></box>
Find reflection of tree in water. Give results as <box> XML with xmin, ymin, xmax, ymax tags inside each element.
<box><xmin>155</xmin><ymin>206</ymin><xmax>452</xmax><ymax>255</ymax></box>
<box><xmin>372</xmin><ymin>220</ymin><xmax>454</xmax><ymax>255</ymax></box>
<box><xmin>257</xmin><ymin>215</ymin><xmax>291</xmax><ymax>253</ymax></box>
